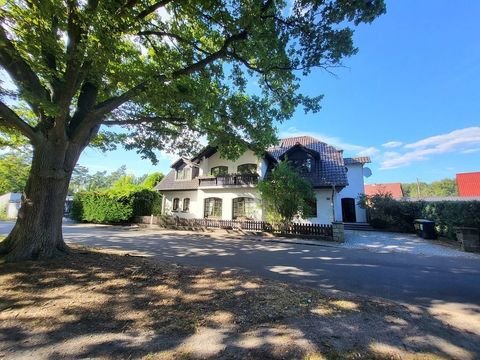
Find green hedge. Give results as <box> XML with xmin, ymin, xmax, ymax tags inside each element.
<box><xmin>71</xmin><ymin>189</ymin><xmax>162</xmax><ymax>224</ymax></box>
<box><xmin>360</xmin><ymin>194</ymin><xmax>480</xmax><ymax>238</ymax></box>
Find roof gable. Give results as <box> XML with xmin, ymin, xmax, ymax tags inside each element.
<box><xmin>267</xmin><ymin>136</ymin><xmax>348</xmax><ymax>187</ymax></box>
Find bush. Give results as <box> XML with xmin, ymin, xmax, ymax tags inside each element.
<box><xmin>360</xmin><ymin>194</ymin><xmax>480</xmax><ymax>238</ymax></box>
<box><xmin>72</xmin><ymin>188</ymin><xmax>162</xmax><ymax>224</ymax></box>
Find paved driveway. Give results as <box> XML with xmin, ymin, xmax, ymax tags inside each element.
<box><xmin>344</xmin><ymin>230</ymin><xmax>478</xmax><ymax>258</ymax></box>
<box><xmin>1</xmin><ymin>222</ymin><xmax>480</xmax><ymax>307</ymax></box>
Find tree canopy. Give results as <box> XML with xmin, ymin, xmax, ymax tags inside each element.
<box><xmin>1</xmin><ymin>0</ymin><xmax>386</xmax><ymax>160</ymax></box>
<box><xmin>402</xmin><ymin>179</ymin><xmax>458</xmax><ymax>198</ymax></box>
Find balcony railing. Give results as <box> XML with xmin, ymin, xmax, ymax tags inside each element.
<box><xmin>198</xmin><ymin>173</ymin><xmax>259</xmax><ymax>187</ymax></box>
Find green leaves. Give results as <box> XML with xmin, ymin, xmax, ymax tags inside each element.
<box><xmin>258</xmin><ymin>160</ymin><xmax>316</xmax><ymax>223</ymax></box>
<box><xmin>0</xmin><ymin>152</ymin><xmax>31</xmax><ymax>194</ymax></box>
<box><xmin>1</xmin><ymin>0</ymin><xmax>385</xmax><ymax>161</ymax></box>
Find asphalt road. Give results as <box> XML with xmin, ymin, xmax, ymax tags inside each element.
<box><xmin>1</xmin><ymin>221</ymin><xmax>480</xmax><ymax>307</ymax></box>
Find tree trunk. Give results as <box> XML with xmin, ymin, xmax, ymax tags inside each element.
<box><xmin>0</xmin><ymin>138</ymin><xmax>81</xmax><ymax>262</ymax></box>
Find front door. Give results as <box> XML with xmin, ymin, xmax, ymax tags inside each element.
<box><xmin>341</xmin><ymin>198</ymin><xmax>356</xmax><ymax>223</ymax></box>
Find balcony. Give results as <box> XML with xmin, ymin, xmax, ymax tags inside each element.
<box><xmin>198</xmin><ymin>173</ymin><xmax>259</xmax><ymax>187</ymax></box>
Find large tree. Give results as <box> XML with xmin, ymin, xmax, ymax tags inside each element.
<box><xmin>0</xmin><ymin>0</ymin><xmax>385</xmax><ymax>261</ymax></box>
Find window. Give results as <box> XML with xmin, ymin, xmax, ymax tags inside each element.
<box><xmin>305</xmin><ymin>198</ymin><xmax>317</xmax><ymax>218</ymax></box>
<box><xmin>204</xmin><ymin>197</ymin><xmax>222</xmax><ymax>218</ymax></box>
<box><xmin>291</xmin><ymin>158</ymin><xmax>313</xmax><ymax>174</ymax></box>
<box><xmin>211</xmin><ymin>166</ymin><xmax>228</xmax><ymax>176</ymax></box>
<box><xmin>237</xmin><ymin>163</ymin><xmax>257</xmax><ymax>174</ymax></box>
<box><xmin>232</xmin><ymin>197</ymin><xmax>256</xmax><ymax>219</ymax></box>
<box><xmin>176</xmin><ymin>167</ymin><xmax>191</xmax><ymax>180</ymax></box>
<box><xmin>183</xmin><ymin>198</ymin><xmax>190</xmax><ymax>212</ymax></box>
<box><xmin>172</xmin><ymin>198</ymin><xmax>180</xmax><ymax>211</ymax></box>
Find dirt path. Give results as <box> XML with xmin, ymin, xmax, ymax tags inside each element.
<box><xmin>1</xmin><ymin>246</ymin><xmax>479</xmax><ymax>359</ymax></box>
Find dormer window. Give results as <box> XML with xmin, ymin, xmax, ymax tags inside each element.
<box><xmin>279</xmin><ymin>143</ymin><xmax>318</xmax><ymax>175</ymax></box>
<box><xmin>176</xmin><ymin>167</ymin><xmax>191</xmax><ymax>180</ymax></box>
<box><xmin>211</xmin><ymin>166</ymin><xmax>228</xmax><ymax>176</ymax></box>
<box><xmin>291</xmin><ymin>157</ymin><xmax>313</xmax><ymax>174</ymax></box>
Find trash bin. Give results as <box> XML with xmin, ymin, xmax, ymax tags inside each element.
<box><xmin>414</xmin><ymin>219</ymin><xmax>436</xmax><ymax>239</ymax></box>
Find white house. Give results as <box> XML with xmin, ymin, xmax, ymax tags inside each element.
<box><xmin>0</xmin><ymin>192</ymin><xmax>21</xmax><ymax>219</ymax></box>
<box><xmin>155</xmin><ymin>136</ymin><xmax>371</xmax><ymax>224</ymax></box>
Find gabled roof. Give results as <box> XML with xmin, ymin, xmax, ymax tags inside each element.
<box><xmin>154</xmin><ymin>170</ymin><xmax>199</xmax><ymax>191</ymax></box>
<box><xmin>364</xmin><ymin>183</ymin><xmax>404</xmax><ymax>199</ymax></box>
<box><xmin>344</xmin><ymin>157</ymin><xmax>371</xmax><ymax>165</ymax></box>
<box><xmin>266</xmin><ymin>136</ymin><xmax>348</xmax><ymax>187</ymax></box>
<box><xmin>456</xmin><ymin>172</ymin><xmax>480</xmax><ymax>196</ymax></box>
<box><xmin>155</xmin><ymin>135</ymin><xmax>369</xmax><ymax>191</ymax></box>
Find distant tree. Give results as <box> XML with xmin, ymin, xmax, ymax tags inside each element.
<box><xmin>258</xmin><ymin>161</ymin><xmax>316</xmax><ymax>225</ymax></box>
<box><xmin>402</xmin><ymin>178</ymin><xmax>457</xmax><ymax>198</ymax></box>
<box><xmin>69</xmin><ymin>165</ymin><xmax>92</xmax><ymax>193</ymax></box>
<box><xmin>0</xmin><ymin>152</ymin><xmax>30</xmax><ymax>194</ymax></box>
<box><xmin>142</xmin><ymin>172</ymin><xmax>164</xmax><ymax>189</ymax></box>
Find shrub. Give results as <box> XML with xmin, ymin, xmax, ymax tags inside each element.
<box><xmin>360</xmin><ymin>194</ymin><xmax>480</xmax><ymax>238</ymax></box>
<box><xmin>131</xmin><ymin>189</ymin><xmax>162</xmax><ymax>216</ymax></box>
<box><xmin>72</xmin><ymin>188</ymin><xmax>162</xmax><ymax>224</ymax></box>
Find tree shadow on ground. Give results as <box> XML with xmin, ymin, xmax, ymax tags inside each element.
<box><xmin>0</xmin><ymin>247</ymin><xmax>479</xmax><ymax>359</ymax></box>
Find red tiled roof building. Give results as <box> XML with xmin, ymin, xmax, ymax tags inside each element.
<box><xmin>456</xmin><ymin>172</ymin><xmax>480</xmax><ymax>196</ymax></box>
<box><xmin>364</xmin><ymin>183</ymin><xmax>404</xmax><ymax>200</ymax></box>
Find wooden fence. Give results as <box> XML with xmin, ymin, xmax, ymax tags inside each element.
<box><xmin>134</xmin><ymin>216</ymin><xmax>333</xmax><ymax>239</ymax></box>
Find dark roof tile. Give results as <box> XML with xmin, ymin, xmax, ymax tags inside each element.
<box><xmin>155</xmin><ymin>170</ymin><xmax>199</xmax><ymax>191</ymax></box>
<box><xmin>267</xmin><ymin>136</ymin><xmax>348</xmax><ymax>187</ymax></box>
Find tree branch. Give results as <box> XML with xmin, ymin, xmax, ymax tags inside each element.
<box><xmin>94</xmin><ymin>30</ymin><xmax>248</xmax><ymax>117</ymax></box>
<box><xmin>0</xmin><ymin>101</ymin><xmax>38</xmax><ymax>142</ymax></box>
<box><xmin>137</xmin><ymin>0</ymin><xmax>172</xmax><ymax>19</ymax></box>
<box><xmin>137</xmin><ymin>30</ymin><xmax>211</xmax><ymax>55</ymax></box>
<box><xmin>102</xmin><ymin>116</ymin><xmax>187</xmax><ymax>126</ymax></box>
<box><xmin>0</xmin><ymin>26</ymin><xmax>51</xmax><ymax>116</ymax></box>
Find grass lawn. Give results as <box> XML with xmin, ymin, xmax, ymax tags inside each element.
<box><xmin>0</xmin><ymin>246</ymin><xmax>478</xmax><ymax>360</ymax></box>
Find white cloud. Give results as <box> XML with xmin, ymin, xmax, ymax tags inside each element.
<box><xmin>462</xmin><ymin>148</ymin><xmax>480</xmax><ymax>154</ymax></box>
<box><xmin>357</xmin><ymin>147</ymin><xmax>381</xmax><ymax>157</ymax></box>
<box><xmin>380</xmin><ymin>126</ymin><xmax>480</xmax><ymax>169</ymax></box>
<box><xmin>382</xmin><ymin>141</ymin><xmax>403</xmax><ymax>148</ymax></box>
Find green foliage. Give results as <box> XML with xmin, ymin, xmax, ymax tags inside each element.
<box><xmin>1</xmin><ymin>0</ymin><xmax>386</xmax><ymax>164</ymax></box>
<box><xmin>142</xmin><ymin>172</ymin><xmax>164</xmax><ymax>189</ymax></box>
<box><xmin>0</xmin><ymin>207</ymin><xmax>8</xmax><ymax>221</ymax></box>
<box><xmin>69</xmin><ymin>165</ymin><xmax>163</xmax><ymax>193</ymax></box>
<box><xmin>402</xmin><ymin>178</ymin><xmax>458</xmax><ymax>198</ymax></box>
<box><xmin>71</xmin><ymin>187</ymin><xmax>162</xmax><ymax>224</ymax></box>
<box><xmin>258</xmin><ymin>161</ymin><xmax>316</xmax><ymax>224</ymax></box>
<box><xmin>359</xmin><ymin>194</ymin><xmax>480</xmax><ymax>238</ymax></box>
<box><xmin>0</xmin><ymin>152</ymin><xmax>30</xmax><ymax>194</ymax></box>
<box><xmin>71</xmin><ymin>192</ymin><xmax>133</xmax><ymax>224</ymax></box>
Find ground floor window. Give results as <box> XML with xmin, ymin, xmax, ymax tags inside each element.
<box><xmin>204</xmin><ymin>197</ymin><xmax>222</xmax><ymax>218</ymax></box>
<box><xmin>306</xmin><ymin>198</ymin><xmax>317</xmax><ymax>217</ymax></box>
<box><xmin>232</xmin><ymin>197</ymin><xmax>256</xmax><ymax>219</ymax></box>
<box><xmin>183</xmin><ymin>198</ymin><xmax>190</xmax><ymax>212</ymax></box>
<box><xmin>172</xmin><ymin>198</ymin><xmax>180</xmax><ymax>212</ymax></box>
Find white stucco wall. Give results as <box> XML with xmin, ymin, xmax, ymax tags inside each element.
<box><xmin>199</xmin><ymin>150</ymin><xmax>262</xmax><ymax>176</ymax></box>
<box><xmin>294</xmin><ymin>188</ymin><xmax>335</xmax><ymax>225</ymax></box>
<box><xmin>162</xmin><ymin>188</ymin><xmax>262</xmax><ymax>220</ymax></box>
<box><xmin>0</xmin><ymin>193</ymin><xmax>21</xmax><ymax>219</ymax></box>
<box><xmin>334</xmin><ymin>163</ymin><xmax>367</xmax><ymax>222</ymax></box>
<box><xmin>162</xmin><ymin>190</ymin><xmax>199</xmax><ymax>219</ymax></box>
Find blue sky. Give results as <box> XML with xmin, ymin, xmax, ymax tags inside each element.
<box><xmin>79</xmin><ymin>0</ymin><xmax>480</xmax><ymax>183</ymax></box>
